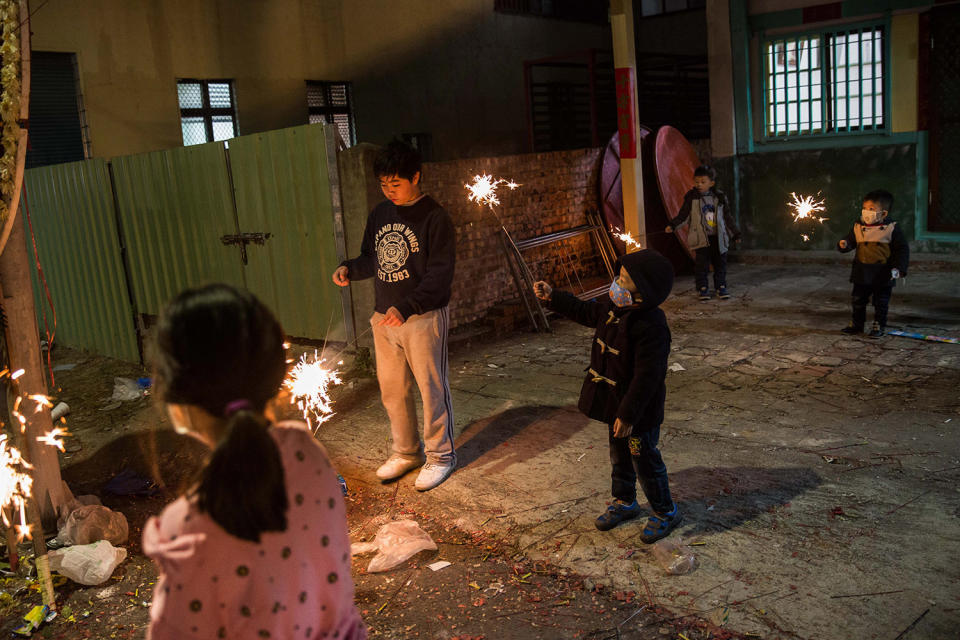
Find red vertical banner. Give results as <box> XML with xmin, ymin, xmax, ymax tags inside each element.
<box><xmin>614</xmin><ymin>67</ymin><xmax>637</xmax><ymax>159</ymax></box>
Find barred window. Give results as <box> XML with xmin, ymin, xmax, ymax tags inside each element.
<box><xmin>307</xmin><ymin>81</ymin><xmax>356</xmax><ymax>147</ymax></box>
<box><xmin>763</xmin><ymin>24</ymin><xmax>885</xmax><ymax>138</ymax></box>
<box><xmin>177</xmin><ymin>80</ymin><xmax>238</xmax><ymax>146</ymax></box>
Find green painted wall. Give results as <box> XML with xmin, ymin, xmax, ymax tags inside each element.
<box><xmin>724</xmin><ymin>144</ymin><xmax>959</xmax><ymax>254</ymax></box>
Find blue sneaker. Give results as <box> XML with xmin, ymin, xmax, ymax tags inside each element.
<box><xmin>698</xmin><ymin>287</ymin><xmax>711</xmax><ymax>301</ymax></box>
<box><xmin>595</xmin><ymin>500</ymin><xmax>642</xmax><ymax>531</ymax></box>
<box><xmin>717</xmin><ymin>286</ymin><xmax>730</xmax><ymax>299</ymax></box>
<box><xmin>639</xmin><ymin>504</ymin><xmax>683</xmax><ymax>543</ymax></box>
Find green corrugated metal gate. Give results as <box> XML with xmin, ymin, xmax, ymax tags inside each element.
<box><xmin>24</xmin><ymin>159</ymin><xmax>140</xmax><ymax>361</ymax></box>
<box><xmin>22</xmin><ymin>124</ymin><xmax>349</xmax><ymax>362</ymax></box>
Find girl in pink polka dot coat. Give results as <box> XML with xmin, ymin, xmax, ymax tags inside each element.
<box><xmin>143</xmin><ymin>284</ymin><xmax>366</xmax><ymax>640</ymax></box>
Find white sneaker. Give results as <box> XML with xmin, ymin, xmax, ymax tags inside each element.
<box><xmin>414</xmin><ymin>462</ymin><xmax>456</xmax><ymax>491</ymax></box>
<box><xmin>376</xmin><ymin>454</ymin><xmax>424</xmax><ymax>481</ymax></box>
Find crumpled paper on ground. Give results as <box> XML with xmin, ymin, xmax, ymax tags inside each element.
<box><xmin>48</xmin><ymin>540</ymin><xmax>127</xmax><ymax>585</ymax></box>
<box><xmin>351</xmin><ymin>519</ymin><xmax>437</xmax><ymax>572</ymax></box>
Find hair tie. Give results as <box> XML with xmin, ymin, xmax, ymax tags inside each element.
<box><xmin>224</xmin><ymin>399</ymin><xmax>252</xmax><ymax>417</ymax></box>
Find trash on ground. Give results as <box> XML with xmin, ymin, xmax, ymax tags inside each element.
<box><xmin>428</xmin><ymin>560</ymin><xmax>451</xmax><ymax>571</ymax></box>
<box><xmin>668</xmin><ymin>362</ymin><xmax>686</xmax><ymax>372</ymax></box>
<box><xmin>110</xmin><ymin>377</ymin><xmax>146</xmax><ymax>402</ymax></box>
<box><xmin>52</xmin><ymin>363</ymin><xmax>77</xmax><ymax>372</ymax></box>
<box><xmin>56</xmin><ymin>504</ymin><xmax>129</xmax><ymax>546</ymax></box>
<box><xmin>103</xmin><ymin>468</ymin><xmax>160</xmax><ymax>496</ymax></box>
<box><xmin>352</xmin><ymin>519</ymin><xmax>438</xmax><ymax>573</ymax></box>
<box><xmin>50</xmin><ymin>402</ymin><xmax>70</xmax><ymax>421</ymax></box>
<box><xmin>651</xmin><ymin>538</ymin><xmax>699</xmax><ymax>575</ymax></box>
<box><xmin>11</xmin><ymin>604</ymin><xmax>55</xmax><ymax>637</ymax></box>
<box><xmin>48</xmin><ymin>540</ymin><xmax>128</xmax><ymax>585</ymax></box>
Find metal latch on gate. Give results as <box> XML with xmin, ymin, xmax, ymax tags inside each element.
<box><xmin>220</xmin><ymin>232</ymin><xmax>273</xmax><ymax>265</ymax></box>
<box><xmin>220</xmin><ymin>232</ymin><xmax>272</xmax><ymax>246</ymax></box>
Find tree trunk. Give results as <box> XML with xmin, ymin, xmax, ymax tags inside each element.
<box><xmin>0</xmin><ymin>208</ymin><xmax>64</xmax><ymax>530</ymax></box>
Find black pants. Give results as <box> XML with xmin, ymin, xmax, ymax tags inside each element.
<box><xmin>851</xmin><ymin>283</ymin><xmax>893</xmax><ymax>328</ymax></box>
<box><xmin>694</xmin><ymin>235</ymin><xmax>727</xmax><ymax>291</ymax></box>
<box><xmin>608</xmin><ymin>423</ymin><xmax>673</xmax><ymax>514</ymax></box>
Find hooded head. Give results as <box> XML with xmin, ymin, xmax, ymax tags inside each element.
<box><xmin>615</xmin><ymin>249</ymin><xmax>674</xmax><ymax>310</ymax></box>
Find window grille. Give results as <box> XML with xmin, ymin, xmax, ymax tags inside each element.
<box><xmin>307</xmin><ymin>81</ymin><xmax>356</xmax><ymax>147</ymax></box>
<box><xmin>177</xmin><ymin>80</ymin><xmax>238</xmax><ymax>146</ymax></box>
<box><xmin>763</xmin><ymin>24</ymin><xmax>885</xmax><ymax>138</ymax></box>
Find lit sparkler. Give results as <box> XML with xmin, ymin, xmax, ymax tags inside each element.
<box><xmin>788</xmin><ymin>192</ymin><xmax>828</xmax><ymax>242</ymax></box>
<box><xmin>284</xmin><ymin>350</ymin><xmax>343</xmax><ymax>432</ymax></box>
<box><xmin>1</xmin><ymin>373</ymin><xmax>72</xmax><ymax>541</ymax></box>
<box><xmin>788</xmin><ymin>192</ymin><xmax>827</xmax><ymax>223</ymax></box>
<box><xmin>464</xmin><ymin>174</ymin><xmax>520</xmax><ymax>209</ymax></box>
<box><xmin>610</xmin><ymin>226</ymin><xmax>643</xmax><ymax>251</ymax></box>
<box><xmin>1</xmin><ymin>433</ymin><xmax>34</xmax><ymax>540</ymax></box>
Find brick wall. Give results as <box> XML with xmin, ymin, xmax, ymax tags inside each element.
<box><xmin>420</xmin><ymin>147</ymin><xmax>606</xmax><ymax>329</ymax></box>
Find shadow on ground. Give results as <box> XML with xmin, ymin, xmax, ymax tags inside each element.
<box><xmin>668</xmin><ymin>465</ymin><xmax>821</xmax><ymax>538</ymax></box>
<box><xmin>455</xmin><ymin>404</ymin><xmax>591</xmax><ymax>474</ymax></box>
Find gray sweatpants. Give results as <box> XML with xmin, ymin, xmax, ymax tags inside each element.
<box><xmin>371</xmin><ymin>307</ymin><xmax>456</xmax><ymax>465</ymax></box>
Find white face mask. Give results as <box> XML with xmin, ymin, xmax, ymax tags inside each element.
<box><xmin>861</xmin><ymin>209</ymin><xmax>883</xmax><ymax>225</ymax></box>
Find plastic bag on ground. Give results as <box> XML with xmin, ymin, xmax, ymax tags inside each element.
<box><xmin>111</xmin><ymin>377</ymin><xmax>144</xmax><ymax>401</ymax></box>
<box><xmin>57</xmin><ymin>481</ymin><xmax>103</xmax><ymax>531</ymax></box>
<box><xmin>360</xmin><ymin>520</ymin><xmax>437</xmax><ymax>573</ymax></box>
<box><xmin>56</xmin><ymin>504</ymin><xmax>129</xmax><ymax>546</ymax></box>
<box><xmin>48</xmin><ymin>540</ymin><xmax>127</xmax><ymax>585</ymax></box>
<box><xmin>651</xmin><ymin>538</ymin><xmax>699</xmax><ymax>575</ymax></box>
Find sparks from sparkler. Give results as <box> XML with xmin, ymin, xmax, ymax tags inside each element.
<box><xmin>284</xmin><ymin>350</ymin><xmax>343</xmax><ymax>433</ymax></box>
<box><xmin>788</xmin><ymin>192</ymin><xmax>828</xmax><ymax>224</ymax></box>
<box><xmin>610</xmin><ymin>226</ymin><xmax>643</xmax><ymax>251</ymax></box>
<box><xmin>787</xmin><ymin>192</ymin><xmax>828</xmax><ymax>242</ymax></box>
<box><xmin>1</xmin><ymin>433</ymin><xmax>34</xmax><ymax>540</ymax></box>
<box><xmin>464</xmin><ymin>174</ymin><xmax>520</xmax><ymax>210</ymax></box>
<box><xmin>1</xmin><ymin>375</ymin><xmax>70</xmax><ymax>540</ymax></box>
<box><xmin>37</xmin><ymin>426</ymin><xmax>71</xmax><ymax>453</ymax></box>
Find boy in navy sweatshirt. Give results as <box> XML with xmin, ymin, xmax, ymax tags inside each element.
<box><xmin>534</xmin><ymin>250</ymin><xmax>682</xmax><ymax>542</ymax></box>
<box><xmin>333</xmin><ymin>141</ymin><xmax>457</xmax><ymax>491</ymax></box>
<box><xmin>837</xmin><ymin>189</ymin><xmax>909</xmax><ymax>337</ymax></box>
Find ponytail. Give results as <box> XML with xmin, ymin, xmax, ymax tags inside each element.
<box><xmin>196</xmin><ymin>410</ymin><xmax>288</xmax><ymax>543</ymax></box>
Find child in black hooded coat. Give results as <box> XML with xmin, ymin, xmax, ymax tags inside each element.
<box><xmin>534</xmin><ymin>249</ymin><xmax>681</xmax><ymax>542</ymax></box>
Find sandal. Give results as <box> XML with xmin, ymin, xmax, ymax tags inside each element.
<box><xmin>639</xmin><ymin>504</ymin><xmax>682</xmax><ymax>543</ymax></box>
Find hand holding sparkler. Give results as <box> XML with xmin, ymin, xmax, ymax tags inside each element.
<box><xmin>332</xmin><ymin>266</ymin><xmax>350</xmax><ymax>287</ymax></box>
<box><xmin>533</xmin><ymin>281</ymin><xmax>552</xmax><ymax>302</ymax></box>
<box><xmin>838</xmin><ymin>239</ymin><xmax>848</xmax><ymax>249</ymax></box>
<box><xmin>664</xmin><ymin>226</ymin><xmax>673</xmax><ymax>233</ymax></box>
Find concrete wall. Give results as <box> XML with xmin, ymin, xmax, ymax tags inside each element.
<box><xmin>31</xmin><ymin>0</ymin><xmax>611</xmax><ymax>161</ymax></box>
<box><xmin>337</xmin><ymin>146</ymin><xmax>605</xmax><ymax>337</ymax></box>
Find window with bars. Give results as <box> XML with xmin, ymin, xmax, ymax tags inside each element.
<box><xmin>307</xmin><ymin>81</ymin><xmax>356</xmax><ymax>147</ymax></box>
<box><xmin>763</xmin><ymin>24</ymin><xmax>885</xmax><ymax>138</ymax></box>
<box><xmin>177</xmin><ymin>80</ymin><xmax>238</xmax><ymax>146</ymax></box>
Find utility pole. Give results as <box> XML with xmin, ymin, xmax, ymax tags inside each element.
<box><xmin>610</xmin><ymin>0</ymin><xmax>646</xmax><ymax>251</ymax></box>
